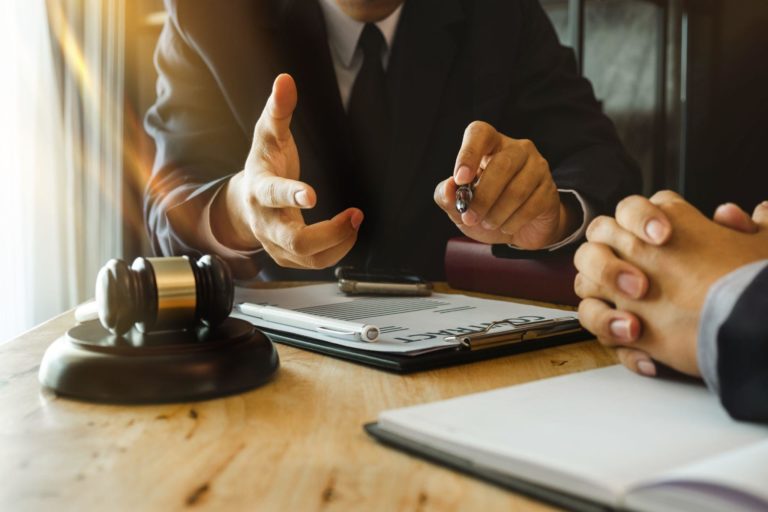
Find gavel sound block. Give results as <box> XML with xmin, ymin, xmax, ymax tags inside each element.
<box><xmin>39</xmin><ymin>255</ymin><xmax>279</xmax><ymax>404</ymax></box>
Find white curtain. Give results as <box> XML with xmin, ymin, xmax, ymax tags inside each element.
<box><xmin>0</xmin><ymin>0</ymin><xmax>125</xmax><ymax>343</ymax></box>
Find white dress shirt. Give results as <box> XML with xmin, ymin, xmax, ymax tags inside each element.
<box><xmin>318</xmin><ymin>0</ymin><xmax>403</xmax><ymax>109</ymax></box>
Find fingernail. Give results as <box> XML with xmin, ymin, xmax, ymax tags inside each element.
<box><xmin>644</xmin><ymin>219</ymin><xmax>667</xmax><ymax>243</ymax></box>
<box><xmin>609</xmin><ymin>319</ymin><xmax>632</xmax><ymax>342</ymax></box>
<box><xmin>294</xmin><ymin>190</ymin><xmax>309</xmax><ymax>207</ymax></box>
<box><xmin>760</xmin><ymin>201</ymin><xmax>768</xmax><ymax>209</ymax></box>
<box><xmin>481</xmin><ymin>220</ymin><xmax>495</xmax><ymax>230</ymax></box>
<box><xmin>617</xmin><ymin>272</ymin><xmax>643</xmax><ymax>298</ymax></box>
<box><xmin>462</xmin><ymin>209</ymin><xmax>478</xmax><ymax>225</ymax></box>
<box><xmin>714</xmin><ymin>203</ymin><xmax>730</xmax><ymax>215</ymax></box>
<box><xmin>455</xmin><ymin>165</ymin><xmax>473</xmax><ymax>184</ymax></box>
<box><xmin>637</xmin><ymin>359</ymin><xmax>657</xmax><ymax>377</ymax></box>
<box><xmin>350</xmin><ymin>211</ymin><xmax>363</xmax><ymax>230</ymax></box>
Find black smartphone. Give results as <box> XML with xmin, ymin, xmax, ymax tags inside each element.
<box><xmin>334</xmin><ymin>266</ymin><xmax>433</xmax><ymax>296</ymax></box>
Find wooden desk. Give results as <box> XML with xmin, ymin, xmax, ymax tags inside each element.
<box><xmin>0</xmin><ymin>285</ymin><xmax>616</xmax><ymax>511</ymax></box>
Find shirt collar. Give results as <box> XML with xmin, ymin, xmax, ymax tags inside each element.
<box><xmin>318</xmin><ymin>0</ymin><xmax>403</xmax><ymax>68</ymax></box>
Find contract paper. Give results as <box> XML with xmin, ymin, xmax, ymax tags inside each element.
<box><xmin>233</xmin><ymin>283</ymin><xmax>577</xmax><ymax>355</ymax></box>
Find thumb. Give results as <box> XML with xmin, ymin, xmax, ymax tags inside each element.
<box><xmin>256</xmin><ymin>73</ymin><xmax>297</xmax><ymax>144</ymax></box>
<box><xmin>752</xmin><ymin>201</ymin><xmax>768</xmax><ymax>227</ymax></box>
<box><xmin>713</xmin><ymin>203</ymin><xmax>758</xmax><ymax>234</ymax></box>
<box><xmin>254</xmin><ymin>174</ymin><xmax>316</xmax><ymax>209</ymax></box>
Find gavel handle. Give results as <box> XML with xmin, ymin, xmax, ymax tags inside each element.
<box><xmin>74</xmin><ymin>301</ymin><xmax>99</xmax><ymax>323</ymax></box>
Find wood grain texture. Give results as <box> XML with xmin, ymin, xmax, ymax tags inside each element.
<box><xmin>0</xmin><ymin>283</ymin><xmax>616</xmax><ymax>511</ymax></box>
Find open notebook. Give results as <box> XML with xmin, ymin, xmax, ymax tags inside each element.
<box><xmin>366</xmin><ymin>365</ymin><xmax>768</xmax><ymax>512</ymax></box>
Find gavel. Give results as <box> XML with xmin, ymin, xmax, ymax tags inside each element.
<box><xmin>42</xmin><ymin>254</ymin><xmax>279</xmax><ymax>404</ymax></box>
<box><xmin>92</xmin><ymin>254</ymin><xmax>233</xmax><ymax>335</ymax></box>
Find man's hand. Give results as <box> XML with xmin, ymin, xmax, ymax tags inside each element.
<box><xmin>433</xmin><ymin>121</ymin><xmax>579</xmax><ymax>249</ymax></box>
<box><xmin>574</xmin><ymin>191</ymin><xmax>768</xmax><ymax>376</ymax></box>
<box><xmin>212</xmin><ymin>74</ymin><xmax>363</xmax><ymax>269</ymax></box>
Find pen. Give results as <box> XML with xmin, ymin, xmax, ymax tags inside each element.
<box><xmin>443</xmin><ymin>317</ymin><xmax>581</xmax><ymax>350</ymax></box>
<box><xmin>455</xmin><ymin>177</ymin><xmax>480</xmax><ymax>214</ymax></box>
<box><xmin>237</xmin><ymin>302</ymin><xmax>380</xmax><ymax>342</ymax></box>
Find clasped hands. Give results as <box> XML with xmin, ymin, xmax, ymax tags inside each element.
<box><xmin>212</xmin><ymin>73</ymin><xmax>578</xmax><ymax>269</ymax></box>
<box><xmin>575</xmin><ymin>190</ymin><xmax>768</xmax><ymax>377</ymax></box>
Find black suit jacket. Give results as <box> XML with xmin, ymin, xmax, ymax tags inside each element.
<box><xmin>717</xmin><ymin>266</ymin><xmax>768</xmax><ymax>422</ymax></box>
<box><xmin>145</xmin><ymin>0</ymin><xmax>640</xmax><ymax>280</ymax></box>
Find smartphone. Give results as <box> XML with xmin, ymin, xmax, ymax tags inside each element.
<box><xmin>334</xmin><ymin>266</ymin><xmax>433</xmax><ymax>296</ymax></box>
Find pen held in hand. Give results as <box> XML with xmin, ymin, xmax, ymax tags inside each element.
<box><xmin>455</xmin><ymin>176</ymin><xmax>480</xmax><ymax>214</ymax></box>
<box><xmin>237</xmin><ymin>302</ymin><xmax>380</xmax><ymax>342</ymax></box>
<box><xmin>455</xmin><ymin>184</ymin><xmax>474</xmax><ymax>214</ymax></box>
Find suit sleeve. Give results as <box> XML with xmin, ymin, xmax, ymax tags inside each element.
<box><xmin>504</xmin><ymin>0</ymin><xmax>642</xmax><ymax>216</ymax></box>
<box><xmin>715</xmin><ymin>263</ymin><xmax>768</xmax><ymax>422</ymax></box>
<box><xmin>144</xmin><ymin>2</ymin><xmax>263</xmax><ymax>279</ymax></box>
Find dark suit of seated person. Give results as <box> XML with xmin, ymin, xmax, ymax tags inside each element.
<box><xmin>574</xmin><ymin>191</ymin><xmax>768</xmax><ymax>422</ymax></box>
<box><xmin>144</xmin><ymin>0</ymin><xmax>640</xmax><ymax>281</ymax></box>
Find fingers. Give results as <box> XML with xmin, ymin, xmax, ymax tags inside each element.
<box><xmin>586</xmin><ymin>215</ymin><xmax>647</xmax><ymax>263</ymax></box>
<box><xmin>614</xmin><ymin>195</ymin><xmax>671</xmax><ymax>245</ymax></box>
<box><xmin>256</xmin><ymin>73</ymin><xmax>297</xmax><ymax>144</ymax></box>
<box><xmin>752</xmin><ymin>201</ymin><xmax>768</xmax><ymax>227</ymax></box>
<box><xmin>433</xmin><ymin>178</ymin><xmax>462</xmax><ymax>224</ymax></box>
<box><xmin>573</xmin><ymin>273</ymin><xmax>605</xmax><ymax>301</ymax></box>
<box><xmin>648</xmin><ymin>189</ymin><xmax>685</xmax><ymax>205</ymax></box>
<box><xmin>574</xmin><ymin>242</ymin><xmax>648</xmax><ymax>300</ymax></box>
<box><xmin>254</xmin><ymin>175</ymin><xmax>316</xmax><ymax>209</ymax></box>
<box><xmin>463</xmin><ymin>143</ymin><xmax>536</xmax><ymax>227</ymax></box>
<box><xmin>577</xmin><ymin>297</ymin><xmax>655</xmax><ymax>376</ymax></box>
<box><xmin>577</xmin><ymin>297</ymin><xmax>642</xmax><ymax>345</ymax></box>
<box><xmin>440</xmin><ymin>132</ymin><xmax>563</xmax><ymax>247</ymax></box>
<box><xmin>265</xmin><ymin>208</ymin><xmax>363</xmax><ymax>269</ymax></box>
<box><xmin>713</xmin><ymin>203</ymin><xmax>758</xmax><ymax>233</ymax></box>
<box><xmin>454</xmin><ymin>121</ymin><xmax>501</xmax><ymax>185</ymax></box>
<box><xmin>499</xmin><ymin>179</ymin><xmax>558</xmax><ymax>240</ymax></box>
<box><xmin>616</xmin><ymin>348</ymin><xmax>657</xmax><ymax>377</ymax></box>
<box><xmin>461</xmin><ymin>139</ymin><xmax>557</xmax><ymax>241</ymax></box>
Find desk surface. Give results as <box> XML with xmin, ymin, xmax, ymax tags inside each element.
<box><xmin>0</xmin><ymin>284</ymin><xmax>616</xmax><ymax>511</ymax></box>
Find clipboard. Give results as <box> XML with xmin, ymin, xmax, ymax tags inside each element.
<box><xmin>258</xmin><ymin>318</ymin><xmax>592</xmax><ymax>373</ymax></box>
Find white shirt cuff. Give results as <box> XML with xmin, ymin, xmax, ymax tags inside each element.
<box><xmin>697</xmin><ymin>259</ymin><xmax>768</xmax><ymax>394</ymax></box>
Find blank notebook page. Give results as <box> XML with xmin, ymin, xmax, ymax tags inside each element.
<box><xmin>378</xmin><ymin>365</ymin><xmax>768</xmax><ymax>504</ymax></box>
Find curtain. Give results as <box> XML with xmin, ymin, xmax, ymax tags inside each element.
<box><xmin>0</xmin><ymin>0</ymin><xmax>125</xmax><ymax>343</ymax></box>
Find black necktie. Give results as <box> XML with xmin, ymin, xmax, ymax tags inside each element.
<box><xmin>347</xmin><ymin>23</ymin><xmax>392</xmax><ymax>267</ymax></box>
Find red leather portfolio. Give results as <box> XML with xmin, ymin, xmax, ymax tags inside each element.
<box><xmin>444</xmin><ymin>237</ymin><xmax>579</xmax><ymax>306</ymax></box>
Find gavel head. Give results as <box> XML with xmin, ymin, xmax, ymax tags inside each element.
<box><xmin>95</xmin><ymin>255</ymin><xmax>233</xmax><ymax>335</ymax></box>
